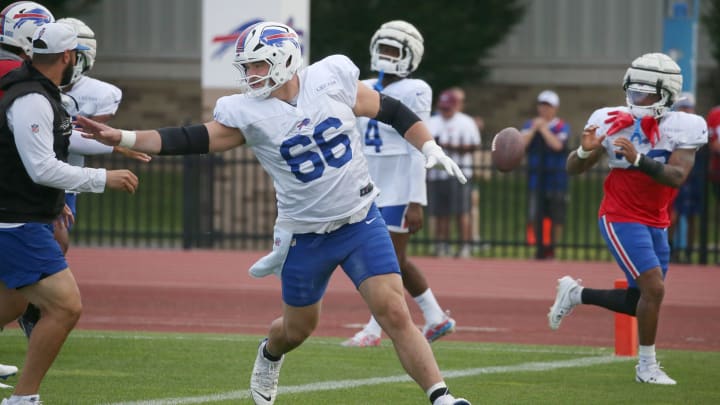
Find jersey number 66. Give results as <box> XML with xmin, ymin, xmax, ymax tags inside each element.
<box><xmin>280</xmin><ymin>117</ymin><xmax>353</xmax><ymax>183</ymax></box>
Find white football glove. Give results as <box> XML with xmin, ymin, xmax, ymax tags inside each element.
<box><xmin>421</xmin><ymin>140</ymin><xmax>468</xmax><ymax>184</ymax></box>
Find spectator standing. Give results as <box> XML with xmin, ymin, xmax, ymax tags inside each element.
<box><xmin>427</xmin><ymin>89</ymin><xmax>481</xmax><ymax>258</ymax></box>
<box><xmin>521</xmin><ymin>90</ymin><xmax>570</xmax><ymax>259</ymax></box>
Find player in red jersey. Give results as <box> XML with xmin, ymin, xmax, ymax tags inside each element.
<box><xmin>547</xmin><ymin>53</ymin><xmax>707</xmax><ymax>385</ymax></box>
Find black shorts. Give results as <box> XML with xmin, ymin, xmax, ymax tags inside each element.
<box><xmin>427</xmin><ymin>179</ymin><xmax>473</xmax><ymax>216</ymax></box>
<box><xmin>528</xmin><ymin>190</ymin><xmax>568</xmax><ymax>224</ymax></box>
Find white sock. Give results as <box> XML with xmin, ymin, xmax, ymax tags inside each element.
<box><xmin>638</xmin><ymin>344</ymin><xmax>657</xmax><ymax>367</ymax></box>
<box><xmin>570</xmin><ymin>286</ymin><xmax>584</xmax><ymax>305</ymax></box>
<box><xmin>426</xmin><ymin>381</ymin><xmax>449</xmax><ymax>403</ymax></box>
<box><xmin>363</xmin><ymin>316</ymin><xmax>383</xmax><ymax>337</ymax></box>
<box><xmin>9</xmin><ymin>395</ymin><xmax>40</xmax><ymax>404</ymax></box>
<box><xmin>415</xmin><ymin>289</ymin><xmax>445</xmax><ymax>325</ymax></box>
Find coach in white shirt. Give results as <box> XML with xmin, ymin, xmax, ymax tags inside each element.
<box><xmin>0</xmin><ymin>23</ymin><xmax>137</xmax><ymax>403</ymax></box>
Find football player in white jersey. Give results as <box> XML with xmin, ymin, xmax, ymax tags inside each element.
<box><xmin>548</xmin><ymin>53</ymin><xmax>707</xmax><ymax>385</ymax></box>
<box><xmin>79</xmin><ymin>22</ymin><xmax>471</xmax><ymax>405</ymax></box>
<box><xmin>341</xmin><ymin>20</ymin><xmax>456</xmax><ymax>348</ymax></box>
<box><xmin>16</xmin><ymin>17</ymin><xmax>150</xmax><ymax>340</ymax></box>
<box><xmin>55</xmin><ymin>17</ymin><xmax>149</xmax><ymax>253</ymax></box>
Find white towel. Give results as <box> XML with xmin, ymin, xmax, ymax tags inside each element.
<box><xmin>248</xmin><ymin>225</ymin><xmax>293</xmax><ymax>278</ymax></box>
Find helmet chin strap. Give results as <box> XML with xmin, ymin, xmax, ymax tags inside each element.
<box><xmin>374</xmin><ymin>70</ymin><xmax>385</xmax><ymax>92</ymax></box>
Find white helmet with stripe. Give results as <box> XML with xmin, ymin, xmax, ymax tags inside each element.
<box><xmin>0</xmin><ymin>1</ymin><xmax>54</xmax><ymax>56</ymax></box>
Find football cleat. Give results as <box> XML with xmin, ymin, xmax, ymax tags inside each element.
<box><xmin>0</xmin><ymin>364</ymin><xmax>17</xmax><ymax>380</ymax></box>
<box><xmin>548</xmin><ymin>276</ymin><xmax>581</xmax><ymax>330</ymax></box>
<box><xmin>423</xmin><ymin>313</ymin><xmax>456</xmax><ymax>343</ymax></box>
<box><xmin>250</xmin><ymin>339</ymin><xmax>284</xmax><ymax>405</ymax></box>
<box><xmin>341</xmin><ymin>330</ymin><xmax>381</xmax><ymax>347</ymax></box>
<box><xmin>433</xmin><ymin>394</ymin><xmax>472</xmax><ymax>405</ymax></box>
<box><xmin>636</xmin><ymin>363</ymin><xmax>677</xmax><ymax>385</ymax></box>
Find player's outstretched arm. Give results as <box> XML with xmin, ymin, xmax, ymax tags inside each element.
<box><xmin>78</xmin><ymin>116</ymin><xmax>162</xmax><ymax>153</ymax></box>
<box><xmin>78</xmin><ymin>116</ymin><xmax>245</xmax><ymax>155</ymax></box>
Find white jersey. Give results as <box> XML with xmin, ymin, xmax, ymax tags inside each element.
<box><xmin>357</xmin><ymin>78</ymin><xmax>431</xmax><ymax>156</ymax></box>
<box><xmin>65</xmin><ymin>75</ymin><xmax>122</xmax><ymax>167</ymax></box>
<box><xmin>427</xmin><ymin>111</ymin><xmax>481</xmax><ymax>180</ymax></box>
<box><xmin>356</xmin><ymin>78</ymin><xmax>431</xmax><ymax>207</ymax></box>
<box><xmin>586</xmin><ymin>106</ymin><xmax>707</xmax><ymax>169</ymax></box>
<box><xmin>214</xmin><ymin>55</ymin><xmax>379</xmax><ymax>233</ymax></box>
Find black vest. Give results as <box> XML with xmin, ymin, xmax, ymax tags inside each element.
<box><xmin>0</xmin><ymin>62</ymin><xmax>71</xmax><ymax>222</ymax></box>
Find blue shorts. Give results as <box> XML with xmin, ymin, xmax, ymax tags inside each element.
<box><xmin>0</xmin><ymin>223</ymin><xmax>68</xmax><ymax>289</ymax></box>
<box><xmin>65</xmin><ymin>193</ymin><xmax>78</xmax><ymax>231</ymax></box>
<box><xmin>379</xmin><ymin>204</ymin><xmax>409</xmax><ymax>233</ymax></box>
<box><xmin>280</xmin><ymin>204</ymin><xmax>400</xmax><ymax>307</ymax></box>
<box><xmin>599</xmin><ymin>215</ymin><xmax>669</xmax><ymax>288</ymax></box>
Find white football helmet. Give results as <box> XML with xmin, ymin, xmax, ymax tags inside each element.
<box><xmin>0</xmin><ymin>1</ymin><xmax>54</xmax><ymax>56</ymax></box>
<box><xmin>232</xmin><ymin>22</ymin><xmax>302</xmax><ymax>98</ymax></box>
<box><xmin>623</xmin><ymin>52</ymin><xmax>683</xmax><ymax>119</ymax></box>
<box><xmin>57</xmin><ymin>17</ymin><xmax>96</xmax><ymax>86</ymax></box>
<box><xmin>370</xmin><ymin>20</ymin><xmax>424</xmax><ymax>77</ymax></box>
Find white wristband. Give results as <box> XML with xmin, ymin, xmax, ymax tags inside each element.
<box><xmin>119</xmin><ymin>130</ymin><xmax>137</xmax><ymax>148</ymax></box>
<box><xmin>633</xmin><ymin>153</ymin><xmax>642</xmax><ymax>167</ymax></box>
<box><xmin>576</xmin><ymin>145</ymin><xmax>592</xmax><ymax>159</ymax></box>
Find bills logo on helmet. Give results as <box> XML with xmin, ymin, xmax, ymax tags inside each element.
<box><xmin>211</xmin><ymin>17</ymin><xmax>304</xmax><ymax>59</ymax></box>
<box><xmin>8</xmin><ymin>8</ymin><xmax>52</xmax><ymax>35</ymax></box>
<box><xmin>261</xmin><ymin>27</ymin><xmax>298</xmax><ymax>46</ymax></box>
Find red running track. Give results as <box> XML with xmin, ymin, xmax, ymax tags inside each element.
<box><xmin>55</xmin><ymin>248</ymin><xmax>720</xmax><ymax>351</ymax></box>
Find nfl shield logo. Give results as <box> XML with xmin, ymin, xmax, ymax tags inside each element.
<box><xmin>31</xmin><ymin>124</ymin><xmax>39</xmax><ymax>133</ymax></box>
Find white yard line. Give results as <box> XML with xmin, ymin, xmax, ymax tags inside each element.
<box><xmin>106</xmin><ymin>355</ymin><xmax>628</xmax><ymax>405</ymax></box>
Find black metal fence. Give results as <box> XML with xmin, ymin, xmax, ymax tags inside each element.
<box><xmin>74</xmin><ymin>146</ymin><xmax>720</xmax><ymax>265</ymax></box>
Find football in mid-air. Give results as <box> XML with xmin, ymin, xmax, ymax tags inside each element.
<box><xmin>491</xmin><ymin>127</ymin><xmax>525</xmax><ymax>172</ymax></box>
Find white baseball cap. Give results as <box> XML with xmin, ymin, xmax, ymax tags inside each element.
<box><xmin>31</xmin><ymin>22</ymin><xmax>90</xmax><ymax>54</ymax></box>
<box><xmin>537</xmin><ymin>90</ymin><xmax>559</xmax><ymax>107</ymax></box>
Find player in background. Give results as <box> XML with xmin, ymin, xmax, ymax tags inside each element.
<box><xmin>16</xmin><ymin>17</ymin><xmax>150</xmax><ymax>339</ymax></box>
<box><xmin>341</xmin><ymin>20</ymin><xmax>456</xmax><ymax>348</ymax></box>
<box><xmin>0</xmin><ymin>1</ymin><xmax>54</xmax><ymax>389</ymax></box>
<box><xmin>79</xmin><ymin>21</ymin><xmax>471</xmax><ymax>405</ymax></box>
<box><xmin>548</xmin><ymin>53</ymin><xmax>707</xmax><ymax>385</ymax></box>
<box><xmin>0</xmin><ymin>2</ymin><xmax>52</xmax><ymax>90</ymax></box>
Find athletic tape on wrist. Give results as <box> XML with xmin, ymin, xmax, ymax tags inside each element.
<box><xmin>119</xmin><ymin>130</ymin><xmax>137</xmax><ymax>148</ymax></box>
<box><xmin>576</xmin><ymin>145</ymin><xmax>591</xmax><ymax>159</ymax></box>
<box><xmin>633</xmin><ymin>153</ymin><xmax>642</xmax><ymax>167</ymax></box>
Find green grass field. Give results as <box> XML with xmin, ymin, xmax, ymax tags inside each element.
<box><xmin>2</xmin><ymin>329</ymin><xmax>719</xmax><ymax>404</ymax></box>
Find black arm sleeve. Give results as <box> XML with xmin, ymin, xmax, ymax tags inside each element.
<box><xmin>158</xmin><ymin>124</ymin><xmax>210</xmax><ymax>155</ymax></box>
<box><xmin>637</xmin><ymin>154</ymin><xmax>664</xmax><ymax>177</ymax></box>
<box><xmin>374</xmin><ymin>94</ymin><xmax>422</xmax><ymax>137</ymax></box>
